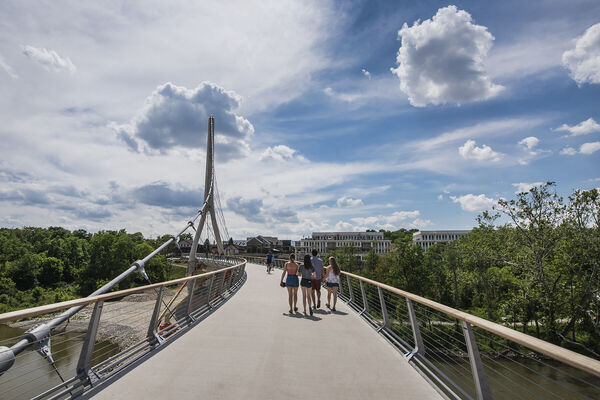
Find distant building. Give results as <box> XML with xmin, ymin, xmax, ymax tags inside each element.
<box><xmin>412</xmin><ymin>230</ymin><xmax>471</xmax><ymax>251</ymax></box>
<box><xmin>246</xmin><ymin>235</ymin><xmax>282</xmax><ymax>254</ymax></box>
<box><xmin>296</xmin><ymin>231</ymin><xmax>391</xmax><ymax>261</ymax></box>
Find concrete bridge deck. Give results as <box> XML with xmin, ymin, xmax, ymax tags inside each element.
<box><xmin>93</xmin><ymin>263</ymin><xmax>441</xmax><ymax>399</ymax></box>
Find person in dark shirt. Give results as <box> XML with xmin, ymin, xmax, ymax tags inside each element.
<box><xmin>298</xmin><ymin>254</ymin><xmax>314</xmax><ymax>315</ymax></box>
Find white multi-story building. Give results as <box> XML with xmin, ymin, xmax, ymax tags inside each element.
<box><xmin>296</xmin><ymin>231</ymin><xmax>391</xmax><ymax>261</ymax></box>
<box><xmin>412</xmin><ymin>230</ymin><xmax>471</xmax><ymax>251</ymax></box>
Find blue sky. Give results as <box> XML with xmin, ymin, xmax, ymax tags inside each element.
<box><xmin>0</xmin><ymin>0</ymin><xmax>599</xmax><ymax>241</ymax></box>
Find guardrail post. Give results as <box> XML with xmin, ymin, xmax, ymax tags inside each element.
<box><xmin>206</xmin><ymin>275</ymin><xmax>215</xmax><ymax>308</ymax></box>
<box><xmin>359</xmin><ymin>280</ymin><xmax>369</xmax><ymax>315</ymax></box>
<box><xmin>147</xmin><ymin>287</ymin><xmax>164</xmax><ymax>345</ymax></box>
<box><xmin>406</xmin><ymin>299</ymin><xmax>425</xmax><ymax>359</ymax></box>
<box><xmin>462</xmin><ymin>321</ymin><xmax>493</xmax><ymax>400</ymax></box>
<box><xmin>77</xmin><ymin>301</ymin><xmax>103</xmax><ymax>381</ymax></box>
<box><xmin>346</xmin><ymin>275</ymin><xmax>355</xmax><ymax>304</ymax></box>
<box><xmin>219</xmin><ymin>270</ymin><xmax>227</xmax><ymax>298</ymax></box>
<box><xmin>378</xmin><ymin>287</ymin><xmax>390</xmax><ymax>331</ymax></box>
<box><xmin>186</xmin><ymin>278</ymin><xmax>197</xmax><ymax>320</ymax></box>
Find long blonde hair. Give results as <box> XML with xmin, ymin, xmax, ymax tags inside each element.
<box><xmin>329</xmin><ymin>257</ymin><xmax>340</xmax><ymax>275</ymax></box>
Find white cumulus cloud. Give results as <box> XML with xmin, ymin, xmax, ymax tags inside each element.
<box><xmin>580</xmin><ymin>142</ymin><xmax>600</xmax><ymax>155</ymax></box>
<box><xmin>518</xmin><ymin>136</ymin><xmax>539</xmax><ymax>150</ymax></box>
<box><xmin>560</xmin><ymin>147</ymin><xmax>577</xmax><ymax>156</ymax></box>
<box><xmin>562</xmin><ymin>23</ymin><xmax>600</xmax><ymax>85</ymax></box>
<box><xmin>337</xmin><ymin>196</ymin><xmax>364</xmax><ymax>208</ymax></box>
<box><xmin>450</xmin><ymin>193</ymin><xmax>496</xmax><ymax>212</ymax></box>
<box><xmin>458</xmin><ymin>139</ymin><xmax>503</xmax><ymax>162</ymax></box>
<box><xmin>260</xmin><ymin>145</ymin><xmax>305</xmax><ymax>162</ymax></box>
<box><xmin>22</xmin><ymin>45</ymin><xmax>76</xmax><ymax>73</ymax></box>
<box><xmin>391</xmin><ymin>5</ymin><xmax>503</xmax><ymax>107</ymax></box>
<box><xmin>512</xmin><ymin>182</ymin><xmax>544</xmax><ymax>194</ymax></box>
<box><xmin>555</xmin><ymin>118</ymin><xmax>600</xmax><ymax>136</ymax></box>
<box><xmin>361</xmin><ymin>68</ymin><xmax>371</xmax><ymax>79</ymax></box>
<box><xmin>112</xmin><ymin>82</ymin><xmax>253</xmax><ymax>160</ymax></box>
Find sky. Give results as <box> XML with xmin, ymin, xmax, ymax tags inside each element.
<box><xmin>0</xmin><ymin>0</ymin><xmax>599</xmax><ymax>242</ymax></box>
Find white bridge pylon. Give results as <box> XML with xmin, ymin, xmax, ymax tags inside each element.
<box><xmin>187</xmin><ymin>116</ymin><xmax>224</xmax><ymax>275</ymax></box>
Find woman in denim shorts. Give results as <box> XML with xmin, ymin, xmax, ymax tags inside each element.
<box><xmin>298</xmin><ymin>255</ymin><xmax>314</xmax><ymax>315</ymax></box>
<box><xmin>280</xmin><ymin>254</ymin><xmax>299</xmax><ymax>314</ymax></box>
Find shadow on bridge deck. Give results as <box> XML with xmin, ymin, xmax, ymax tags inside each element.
<box><xmin>90</xmin><ymin>263</ymin><xmax>441</xmax><ymax>399</ymax></box>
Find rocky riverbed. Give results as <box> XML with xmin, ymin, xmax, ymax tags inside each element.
<box><xmin>10</xmin><ymin>288</ymin><xmax>183</xmax><ymax>350</ymax></box>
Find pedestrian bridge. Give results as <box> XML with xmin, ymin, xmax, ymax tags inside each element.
<box><xmin>1</xmin><ymin>257</ymin><xmax>600</xmax><ymax>400</ymax></box>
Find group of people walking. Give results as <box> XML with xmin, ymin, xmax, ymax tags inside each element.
<box><xmin>279</xmin><ymin>250</ymin><xmax>341</xmax><ymax>316</ymax></box>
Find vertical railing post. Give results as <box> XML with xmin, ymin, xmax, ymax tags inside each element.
<box><xmin>378</xmin><ymin>287</ymin><xmax>390</xmax><ymax>331</ymax></box>
<box><xmin>406</xmin><ymin>299</ymin><xmax>424</xmax><ymax>359</ymax></box>
<box><xmin>186</xmin><ymin>278</ymin><xmax>197</xmax><ymax>320</ymax></box>
<box><xmin>206</xmin><ymin>275</ymin><xmax>215</xmax><ymax>308</ymax></box>
<box><xmin>219</xmin><ymin>270</ymin><xmax>227</xmax><ymax>298</ymax></box>
<box><xmin>462</xmin><ymin>321</ymin><xmax>493</xmax><ymax>400</ymax></box>
<box><xmin>147</xmin><ymin>287</ymin><xmax>164</xmax><ymax>345</ymax></box>
<box><xmin>338</xmin><ymin>275</ymin><xmax>344</xmax><ymax>298</ymax></box>
<box><xmin>77</xmin><ymin>301</ymin><xmax>104</xmax><ymax>379</ymax></box>
<box><xmin>359</xmin><ymin>280</ymin><xmax>369</xmax><ymax>315</ymax></box>
<box><xmin>346</xmin><ymin>275</ymin><xmax>355</xmax><ymax>304</ymax></box>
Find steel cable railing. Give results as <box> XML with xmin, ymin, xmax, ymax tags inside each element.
<box><xmin>0</xmin><ymin>256</ymin><xmax>246</xmax><ymax>400</ymax></box>
<box><xmin>337</xmin><ymin>271</ymin><xmax>600</xmax><ymax>400</ymax></box>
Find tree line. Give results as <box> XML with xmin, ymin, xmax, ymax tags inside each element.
<box><xmin>330</xmin><ymin>183</ymin><xmax>600</xmax><ymax>357</ymax></box>
<box><xmin>0</xmin><ymin>228</ymin><xmax>182</xmax><ymax>313</ymax></box>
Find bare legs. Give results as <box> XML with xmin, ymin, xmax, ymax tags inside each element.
<box><xmin>326</xmin><ymin>286</ymin><xmax>338</xmax><ymax>311</ymax></box>
<box><xmin>332</xmin><ymin>286</ymin><xmax>338</xmax><ymax>311</ymax></box>
<box><xmin>293</xmin><ymin>288</ymin><xmax>298</xmax><ymax>310</ymax></box>
<box><xmin>301</xmin><ymin>286</ymin><xmax>312</xmax><ymax>314</ymax></box>
<box><xmin>311</xmin><ymin>287</ymin><xmax>321</xmax><ymax>308</ymax></box>
<box><xmin>287</xmin><ymin>287</ymin><xmax>299</xmax><ymax>313</ymax></box>
<box><xmin>287</xmin><ymin>287</ymin><xmax>294</xmax><ymax>312</ymax></box>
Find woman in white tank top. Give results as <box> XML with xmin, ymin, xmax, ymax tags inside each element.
<box><xmin>324</xmin><ymin>257</ymin><xmax>341</xmax><ymax>312</ymax></box>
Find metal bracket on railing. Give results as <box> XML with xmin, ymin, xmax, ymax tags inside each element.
<box><xmin>462</xmin><ymin>321</ymin><xmax>493</xmax><ymax>400</ymax></box>
<box><xmin>406</xmin><ymin>299</ymin><xmax>425</xmax><ymax>358</ymax></box>
<box><xmin>359</xmin><ymin>280</ymin><xmax>369</xmax><ymax>315</ymax></box>
<box><xmin>346</xmin><ymin>275</ymin><xmax>355</xmax><ymax>304</ymax></box>
<box><xmin>377</xmin><ymin>287</ymin><xmax>390</xmax><ymax>332</ymax></box>
<box><xmin>147</xmin><ymin>287</ymin><xmax>165</xmax><ymax>345</ymax></box>
<box><xmin>77</xmin><ymin>301</ymin><xmax>104</xmax><ymax>385</ymax></box>
<box><xmin>186</xmin><ymin>278</ymin><xmax>198</xmax><ymax>321</ymax></box>
<box><xmin>133</xmin><ymin>260</ymin><xmax>150</xmax><ymax>282</ymax></box>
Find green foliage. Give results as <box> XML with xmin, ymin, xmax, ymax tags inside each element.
<box><xmin>0</xmin><ymin>226</ymin><xmax>185</xmax><ymax>312</ymax></box>
<box><xmin>354</xmin><ymin>184</ymin><xmax>600</xmax><ymax>356</ymax></box>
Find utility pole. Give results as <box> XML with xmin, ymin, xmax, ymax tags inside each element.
<box><xmin>187</xmin><ymin>116</ymin><xmax>224</xmax><ymax>276</ymax></box>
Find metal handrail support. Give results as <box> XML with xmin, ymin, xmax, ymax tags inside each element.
<box><xmin>346</xmin><ymin>275</ymin><xmax>355</xmax><ymax>304</ymax></box>
<box><xmin>359</xmin><ymin>280</ymin><xmax>369</xmax><ymax>315</ymax></box>
<box><xmin>186</xmin><ymin>278</ymin><xmax>198</xmax><ymax>321</ymax></box>
<box><xmin>462</xmin><ymin>321</ymin><xmax>493</xmax><ymax>400</ymax></box>
<box><xmin>147</xmin><ymin>287</ymin><xmax>164</xmax><ymax>345</ymax></box>
<box><xmin>377</xmin><ymin>287</ymin><xmax>390</xmax><ymax>332</ymax></box>
<box><xmin>218</xmin><ymin>271</ymin><xmax>227</xmax><ymax>299</ymax></box>
<box><xmin>76</xmin><ymin>301</ymin><xmax>104</xmax><ymax>382</ymax></box>
<box><xmin>206</xmin><ymin>275</ymin><xmax>215</xmax><ymax>308</ymax></box>
<box><xmin>406</xmin><ymin>299</ymin><xmax>425</xmax><ymax>360</ymax></box>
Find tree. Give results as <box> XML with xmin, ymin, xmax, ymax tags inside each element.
<box><xmin>38</xmin><ymin>256</ymin><xmax>63</xmax><ymax>287</ymax></box>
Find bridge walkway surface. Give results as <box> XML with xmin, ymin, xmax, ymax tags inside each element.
<box><xmin>92</xmin><ymin>263</ymin><xmax>441</xmax><ymax>399</ymax></box>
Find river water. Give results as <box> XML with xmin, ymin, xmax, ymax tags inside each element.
<box><xmin>0</xmin><ymin>324</ymin><xmax>120</xmax><ymax>400</ymax></box>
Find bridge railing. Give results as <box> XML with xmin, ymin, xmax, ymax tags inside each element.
<box><xmin>0</xmin><ymin>256</ymin><xmax>246</xmax><ymax>400</ymax></box>
<box><xmin>339</xmin><ymin>271</ymin><xmax>600</xmax><ymax>400</ymax></box>
<box><xmin>245</xmin><ymin>256</ymin><xmax>600</xmax><ymax>399</ymax></box>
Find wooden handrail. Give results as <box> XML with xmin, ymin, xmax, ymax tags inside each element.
<box><xmin>341</xmin><ymin>270</ymin><xmax>600</xmax><ymax>378</ymax></box>
<box><xmin>0</xmin><ymin>258</ymin><xmax>246</xmax><ymax>324</ymax></box>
